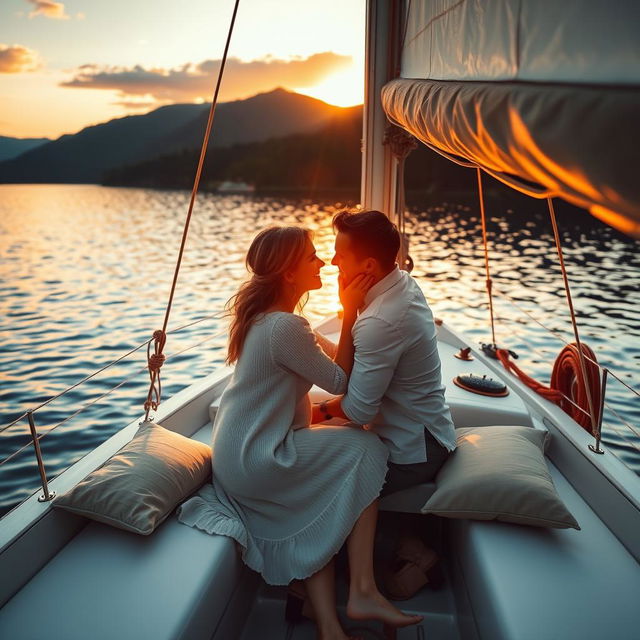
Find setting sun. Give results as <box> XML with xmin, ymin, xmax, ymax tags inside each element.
<box><xmin>295</xmin><ymin>66</ymin><xmax>364</xmax><ymax>107</ymax></box>
<box><xmin>0</xmin><ymin>0</ymin><xmax>365</xmax><ymax>138</ymax></box>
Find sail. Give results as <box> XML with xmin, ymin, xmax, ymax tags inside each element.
<box><xmin>382</xmin><ymin>0</ymin><xmax>640</xmax><ymax>235</ymax></box>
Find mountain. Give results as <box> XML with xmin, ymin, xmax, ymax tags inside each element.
<box><xmin>0</xmin><ymin>136</ymin><xmax>50</xmax><ymax>162</ymax></box>
<box><xmin>102</xmin><ymin>102</ymin><xmax>473</xmax><ymax>195</ymax></box>
<box><xmin>0</xmin><ymin>104</ymin><xmax>207</xmax><ymax>184</ymax></box>
<box><xmin>144</xmin><ymin>88</ymin><xmax>355</xmax><ymax>154</ymax></box>
<box><xmin>0</xmin><ymin>89</ymin><xmax>358</xmax><ymax>184</ymax></box>
<box><xmin>104</xmin><ymin>104</ymin><xmax>364</xmax><ymax>192</ymax></box>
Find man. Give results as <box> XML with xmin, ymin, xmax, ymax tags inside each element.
<box><xmin>313</xmin><ymin>209</ymin><xmax>456</xmax><ymax>494</ymax></box>
<box><xmin>311</xmin><ymin>209</ymin><xmax>456</xmax><ymax>597</ymax></box>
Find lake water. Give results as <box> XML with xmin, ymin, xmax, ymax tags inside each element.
<box><xmin>1</xmin><ymin>184</ymin><xmax>639</xmax><ymax>516</ymax></box>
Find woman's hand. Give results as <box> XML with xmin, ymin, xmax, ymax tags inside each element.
<box><xmin>339</xmin><ymin>273</ymin><xmax>375</xmax><ymax>317</ymax></box>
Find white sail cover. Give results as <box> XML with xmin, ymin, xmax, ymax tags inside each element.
<box><xmin>382</xmin><ymin>0</ymin><xmax>640</xmax><ymax>234</ymax></box>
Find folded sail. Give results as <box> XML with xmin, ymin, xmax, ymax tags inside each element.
<box><xmin>383</xmin><ymin>0</ymin><xmax>640</xmax><ymax>234</ymax></box>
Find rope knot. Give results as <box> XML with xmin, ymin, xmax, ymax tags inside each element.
<box><xmin>148</xmin><ymin>353</ymin><xmax>166</xmax><ymax>371</ymax></box>
<box><xmin>144</xmin><ymin>329</ymin><xmax>168</xmax><ymax>420</ymax></box>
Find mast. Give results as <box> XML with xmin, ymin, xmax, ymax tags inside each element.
<box><xmin>361</xmin><ymin>0</ymin><xmax>401</xmax><ymax>215</ymax></box>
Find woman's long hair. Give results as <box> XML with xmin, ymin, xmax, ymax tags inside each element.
<box><xmin>226</xmin><ymin>226</ymin><xmax>311</xmax><ymax>364</ymax></box>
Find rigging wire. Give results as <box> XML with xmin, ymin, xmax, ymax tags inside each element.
<box><xmin>0</xmin><ymin>310</ymin><xmax>227</xmax><ymax>434</ymax></box>
<box><xmin>547</xmin><ymin>197</ymin><xmax>599</xmax><ymax>435</ymax></box>
<box><xmin>476</xmin><ymin>168</ymin><xmax>496</xmax><ymax>346</ymax></box>
<box><xmin>0</xmin><ymin>327</ymin><xmax>229</xmax><ymax>468</ymax></box>
<box><xmin>143</xmin><ymin>0</ymin><xmax>241</xmax><ymax>420</ymax></box>
<box><xmin>0</xmin><ymin>339</ymin><xmax>150</xmax><ymax>433</ymax></box>
<box><xmin>473</xmin><ymin>293</ymin><xmax>638</xmax><ymax>442</ymax></box>
<box><xmin>490</xmin><ymin>284</ymin><xmax>601</xmax><ymax>369</ymax></box>
<box><xmin>0</xmin><ymin>365</ymin><xmax>148</xmax><ymax>469</ymax></box>
<box><xmin>602</xmin><ymin>402</ymin><xmax>640</xmax><ymax>443</ymax></box>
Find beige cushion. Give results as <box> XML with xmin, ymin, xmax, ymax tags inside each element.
<box><xmin>54</xmin><ymin>421</ymin><xmax>212</xmax><ymax>535</ymax></box>
<box><xmin>421</xmin><ymin>426</ymin><xmax>580</xmax><ymax>530</ymax></box>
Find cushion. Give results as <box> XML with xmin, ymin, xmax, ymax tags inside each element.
<box><xmin>421</xmin><ymin>426</ymin><xmax>580</xmax><ymax>530</ymax></box>
<box><xmin>54</xmin><ymin>421</ymin><xmax>212</xmax><ymax>535</ymax></box>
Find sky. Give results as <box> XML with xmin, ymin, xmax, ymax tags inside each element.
<box><xmin>0</xmin><ymin>0</ymin><xmax>366</xmax><ymax>139</ymax></box>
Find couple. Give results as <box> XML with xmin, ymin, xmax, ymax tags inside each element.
<box><xmin>178</xmin><ymin>210</ymin><xmax>456</xmax><ymax>640</ymax></box>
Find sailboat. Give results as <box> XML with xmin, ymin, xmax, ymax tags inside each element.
<box><xmin>1</xmin><ymin>1</ymin><xmax>639</xmax><ymax>639</ymax></box>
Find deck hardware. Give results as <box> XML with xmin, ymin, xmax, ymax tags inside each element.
<box><xmin>27</xmin><ymin>411</ymin><xmax>56</xmax><ymax>502</ymax></box>
<box><xmin>455</xmin><ymin>347</ymin><xmax>474</xmax><ymax>361</ymax></box>
<box><xmin>453</xmin><ymin>373</ymin><xmax>509</xmax><ymax>397</ymax></box>
<box><xmin>481</xmin><ymin>343</ymin><xmax>519</xmax><ymax>361</ymax></box>
<box><xmin>589</xmin><ymin>368</ymin><xmax>607</xmax><ymax>455</ymax></box>
<box><xmin>480</xmin><ymin>342</ymin><xmax>498</xmax><ymax>359</ymax></box>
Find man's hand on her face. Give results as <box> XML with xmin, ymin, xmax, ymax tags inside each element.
<box><xmin>339</xmin><ymin>272</ymin><xmax>374</xmax><ymax>315</ymax></box>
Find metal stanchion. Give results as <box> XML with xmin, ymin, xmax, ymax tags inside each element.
<box><xmin>27</xmin><ymin>411</ymin><xmax>56</xmax><ymax>502</ymax></box>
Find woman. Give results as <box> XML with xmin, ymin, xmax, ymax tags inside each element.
<box><xmin>178</xmin><ymin>226</ymin><xmax>422</xmax><ymax>640</ymax></box>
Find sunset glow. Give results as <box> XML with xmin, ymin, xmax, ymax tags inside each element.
<box><xmin>0</xmin><ymin>0</ymin><xmax>365</xmax><ymax>139</ymax></box>
<box><xmin>296</xmin><ymin>65</ymin><xmax>364</xmax><ymax>108</ymax></box>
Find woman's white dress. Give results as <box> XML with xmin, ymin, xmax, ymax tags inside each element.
<box><xmin>177</xmin><ymin>312</ymin><xmax>388</xmax><ymax>585</ymax></box>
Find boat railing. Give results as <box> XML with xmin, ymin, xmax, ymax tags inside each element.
<box><xmin>0</xmin><ymin>311</ymin><xmax>227</xmax><ymax>514</ymax></box>
<box><xmin>2</xmin><ymin>297</ymin><xmax>638</xmax><ymax>515</ymax></box>
<box><xmin>490</xmin><ymin>284</ymin><xmax>640</xmax><ymax>464</ymax></box>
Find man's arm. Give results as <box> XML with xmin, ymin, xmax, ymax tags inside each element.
<box><xmin>312</xmin><ymin>317</ymin><xmax>404</xmax><ymax>424</ymax></box>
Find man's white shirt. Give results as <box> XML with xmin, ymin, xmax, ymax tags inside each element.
<box><xmin>341</xmin><ymin>267</ymin><xmax>456</xmax><ymax>464</ymax></box>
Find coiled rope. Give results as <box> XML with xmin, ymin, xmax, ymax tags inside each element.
<box><xmin>143</xmin><ymin>0</ymin><xmax>241</xmax><ymax>420</ymax></box>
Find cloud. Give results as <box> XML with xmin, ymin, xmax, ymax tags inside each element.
<box><xmin>27</xmin><ymin>0</ymin><xmax>70</xmax><ymax>20</ymax></box>
<box><xmin>60</xmin><ymin>52</ymin><xmax>352</xmax><ymax>103</ymax></box>
<box><xmin>0</xmin><ymin>44</ymin><xmax>41</xmax><ymax>73</ymax></box>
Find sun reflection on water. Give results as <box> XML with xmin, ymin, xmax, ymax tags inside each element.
<box><xmin>0</xmin><ymin>185</ymin><xmax>638</xmax><ymax>515</ymax></box>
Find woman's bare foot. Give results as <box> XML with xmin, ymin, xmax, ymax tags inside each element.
<box><xmin>346</xmin><ymin>589</ymin><xmax>423</xmax><ymax>628</ymax></box>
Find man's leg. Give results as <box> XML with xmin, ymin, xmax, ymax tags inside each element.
<box><xmin>380</xmin><ymin>429</ymin><xmax>450</xmax><ymax>498</ymax></box>
<box><xmin>378</xmin><ymin>429</ymin><xmax>451</xmax><ymax>599</ymax></box>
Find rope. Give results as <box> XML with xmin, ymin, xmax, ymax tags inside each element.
<box><xmin>477</xmin><ymin>168</ymin><xmax>496</xmax><ymax>346</ymax></box>
<box><xmin>496</xmin><ymin>349</ymin><xmax>563</xmax><ymax>403</ymax></box>
<box><xmin>551</xmin><ymin>343</ymin><xmax>602</xmax><ymax>432</ymax></box>
<box><xmin>144</xmin><ymin>330</ymin><xmax>166</xmax><ymax>416</ymax></box>
<box><xmin>0</xmin><ymin>310</ymin><xmax>226</xmax><ymax>434</ymax></box>
<box><xmin>547</xmin><ymin>197</ymin><xmax>599</xmax><ymax>435</ymax></box>
<box><xmin>142</xmin><ymin>0</ymin><xmax>241</xmax><ymax>420</ymax></box>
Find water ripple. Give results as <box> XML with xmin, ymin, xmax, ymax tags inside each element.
<box><xmin>0</xmin><ymin>184</ymin><xmax>638</xmax><ymax>515</ymax></box>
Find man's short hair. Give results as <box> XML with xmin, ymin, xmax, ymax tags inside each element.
<box><xmin>332</xmin><ymin>210</ymin><xmax>400</xmax><ymax>270</ymax></box>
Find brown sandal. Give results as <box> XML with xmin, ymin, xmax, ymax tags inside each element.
<box><xmin>383</xmin><ymin>536</ymin><xmax>442</xmax><ymax>600</ymax></box>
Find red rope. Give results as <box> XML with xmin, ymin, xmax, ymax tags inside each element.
<box><xmin>497</xmin><ymin>345</ymin><xmax>602</xmax><ymax>434</ymax></box>
<box><xmin>551</xmin><ymin>343</ymin><xmax>602</xmax><ymax>433</ymax></box>
<box><xmin>496</xmin><ymin>349</ymin><xmax>563</xmax><ymax>403</ymax></box>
